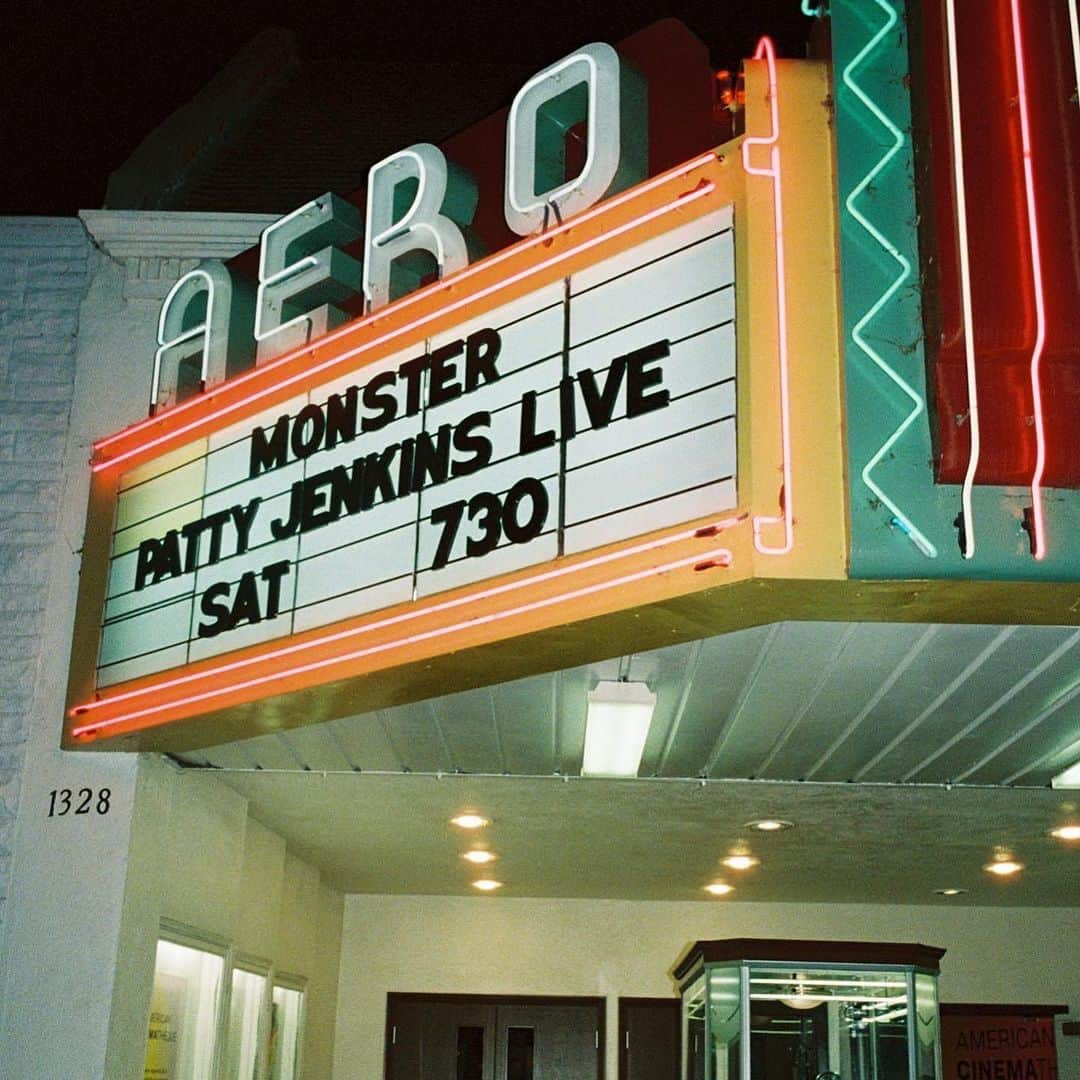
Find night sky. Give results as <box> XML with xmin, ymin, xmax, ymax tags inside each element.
<box><xmin>2</xmin><ymin>0</ymin><xmax>813</xmax><ymax>217</ymax></box>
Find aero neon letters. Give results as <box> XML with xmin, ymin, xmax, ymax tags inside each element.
<box><xmin>153</xmin><ymin>42</ymin><xmax>647</xmax><ymax>410</ymax></box>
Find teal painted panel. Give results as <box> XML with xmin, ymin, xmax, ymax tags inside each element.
<box><xmin>831</xmin><ymin>0</ymin><xmax>1080</xmax><ymax>581</ymax></box>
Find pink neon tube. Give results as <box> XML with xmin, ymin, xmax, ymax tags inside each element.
<box><xmin>71</xmin><ymin>541</ymin><xmax>734</xmax><ymax>738</ymax></box>
<box><xmin>741</xmin><ymin>37</ymin><xmax>794</xmax><ymax>556</ymax></box>
<box><xmin>1010</xmin><ymin>0</ymin><xmax>1048</xmax><ymax>560</ymax></box>
<box><xmin>71</xmin><ymin>515</ymin><xmax>743</xmax><ymax>720</ymax></box>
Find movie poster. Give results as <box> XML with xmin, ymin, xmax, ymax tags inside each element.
<box><xmin>143</xmin><ymin>971</ymin><xmax>187</xmax><ymax>1079</ymax></box>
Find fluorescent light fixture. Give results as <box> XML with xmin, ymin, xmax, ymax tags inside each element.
<box><xmin>471</xmin><ymin>879</ymin><xmax>502</xmax><ymax>892</ymax></box>
<box><xmin>1051</xmin><ymin>759</ymin><xmax>1080</xmax><ymax>788</ymax></box>
<box><xmin>581</xmin><ymin>680</ymin><xmax>656</xmax><ymax>777</ymax></box>
<box><xmin>935</xmin><ymin>888</ymin><xmax>967</xmax><ymax>897</ymax></box>
<box><xmin>462</xmin><ymin>850</ymin><xmax>497</xmax><ymax>864</ymax></box>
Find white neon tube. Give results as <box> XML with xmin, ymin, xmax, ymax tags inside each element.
<box><xmin>945</xmin><ymin>0</ymin><xmax>981</xmax><ymax>559</ymax></box>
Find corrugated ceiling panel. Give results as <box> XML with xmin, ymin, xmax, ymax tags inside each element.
<box><xmin>763</xmin><ymin>623</ymin><xmax>936</xmax><ymax>781</ymax></box>
<box><xmin>807</xmin><ymin>625</ymin><xmax>996</xmax><ymax>782</ymax></box>
<box><xmin>655</xmin><ymin>625</ymin><xmax>773</xmax><ymax>777</ymax></box>
<box><xmin>185</xmin><ymin>622</ymin><xmax>1080</xmax><ymax>790</ymax></box>
<box><xmin>709</xmin><ymin>622</ymin><xmax>858</xmax><ymax>778</ymax></box>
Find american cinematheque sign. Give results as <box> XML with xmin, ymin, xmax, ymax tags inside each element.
<box><xmin>65</xmin><ymin>29</ymin><xmax>830</xmax><ymax>752</ymax></box>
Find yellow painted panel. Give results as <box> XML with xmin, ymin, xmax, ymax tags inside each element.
<box><xmin>741</xmin><ymin>59</ymin><xmax>847</xmax><ymax>582</ymax></box>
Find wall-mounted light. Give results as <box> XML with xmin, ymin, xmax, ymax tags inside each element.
<box><xmin>581</xmin><ymin>680</ymin><xmax>657</xmax><ymax>777</ymax></box>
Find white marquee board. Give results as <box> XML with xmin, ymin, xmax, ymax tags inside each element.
<box><xmin>98</xmin><ymin>208</ymin><xmax>736</xmax><ymax>687</ymax></box>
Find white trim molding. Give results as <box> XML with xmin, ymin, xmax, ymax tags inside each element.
<box><xmin>79</xmin><ymin>210</ymin><xmax>277</xmax><ymax>299</ymax></box>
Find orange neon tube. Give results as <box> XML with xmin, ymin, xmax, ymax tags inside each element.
<box><xmin>92</xmin><ymin>155</ymin><xmax>719</xmax><ymax>474</ymax></box>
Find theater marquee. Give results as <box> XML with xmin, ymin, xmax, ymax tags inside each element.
<box><xmin>101</xmin><ymin>211</ymin><xmax>735</xmax><ymax>688</ymax></box>
<box><xmin>65</xmin><ymin>45</ymin><xmax>845</xmax><ymax>752</ymax></box>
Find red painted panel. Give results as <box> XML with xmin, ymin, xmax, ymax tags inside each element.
<box><xmin>922</xmin><ymin>0</ymin><xmax>1080</xmax><ymax>487</ymax></box>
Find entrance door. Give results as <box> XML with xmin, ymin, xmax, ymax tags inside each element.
<box><xmin>387</xmin><ymin>997</ymin><xmax>496</xmax><ymax>1079</ymax></box>
<box><xmin>386</xmin><ymin>994</ymin><xmax>603</xmax><ymax>1080</ymax></box>
<box><xmin>618</xmin><ymin>998</ymin><xmax>680</xmax><ymax>1080</ymax></box>
<box><xmin>495</xmin><ymin>1003</ymin><xmax>599</xmax><ymax>1080</ymax></box>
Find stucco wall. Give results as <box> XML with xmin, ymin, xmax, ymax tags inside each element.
<box><xmin>0</xmin><ymin>216</ymin><xmax>91</xmax><ymax>949</ymax></box>
<box><xmin>106</xmin><ymin>757</ymin><xmax>344</xmax><ymax>1078</ymax></box>
<box><xmin>0</xmin><ymin>211</ymin><xmax>341</xmax><ymax>1079</ymax></box>
<box><xmin>333</xmin><ymin>894</ymin><xmax>1080</xmax><ymax>1080</ymax></box>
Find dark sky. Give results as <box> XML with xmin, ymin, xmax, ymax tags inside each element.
<box><xmin>2</xmin><ymin>0</ymin><xmax>813</xmax><ymax>217</ymax></box>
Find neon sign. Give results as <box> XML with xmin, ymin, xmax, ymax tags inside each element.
<box><xmin>66</xmin><ymin>38</ymin><xmax>849</xmax><ymax>750</ymax></box>
<box><xmin>95</xmin><ymin>205</ymin><xmax>736</xmax><ymax>689</ymax></box>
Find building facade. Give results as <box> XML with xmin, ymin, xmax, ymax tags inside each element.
<box><xmin>1</xmin><ymin>4</ymin><xmax>1079</xmax><ymax>1078</ymax></box>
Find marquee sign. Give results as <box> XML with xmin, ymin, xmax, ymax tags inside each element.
<box><xmin>100</xmin><ymin>211</ymin><xmax>736</xmax><ymax>689</ymax></box>
<box><xmin>65</xmin><ymin>43</ymin><xmax>848</xmax><ymax>752</ymax></box>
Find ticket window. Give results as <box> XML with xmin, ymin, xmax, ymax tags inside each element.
<box><xmin>745</xmin><ymin>966</ymin><xmax>915</xmax><ymax>1080</ymax></box>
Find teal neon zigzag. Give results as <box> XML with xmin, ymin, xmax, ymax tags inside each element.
<box><xmin>841</xmin><ymin>0</ymin><xmax>939</xmax><ymax>558</ymax></box>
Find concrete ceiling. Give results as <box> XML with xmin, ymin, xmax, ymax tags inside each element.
<box><xmin>175</xmin><ymin>620</ymin><xmax>1080</xmax><ymax>905</ymax></box>
<box><xmin>204</xmin><ymin>772</ymin><xmax>1078</xmax><ymax>905</ymax></box>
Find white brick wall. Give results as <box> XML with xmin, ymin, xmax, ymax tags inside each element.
<box><xmin>0</xmin><ymin>217</ymin><xmax>91</xmax><ymax>937</ymax></box>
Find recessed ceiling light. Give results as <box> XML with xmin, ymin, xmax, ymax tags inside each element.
<box><xmin>1049</xmin><ymin>824</ymin><xmax>1080</xmax><ymax>841</ymax></box>
<box><xmin>984</xmin><ymin>858</ymin><xmax>1024</xmax><ymax>877</ymax></box>
<box><xmin>463</xmin><ymin>849</ymin><xmax>497</xmax><ymax>864</ymax></box>
<box><xmin>472</xmin><ymin>879</ymin><xmax>502</xmax><ymax>892</ymax></box>
<box><xmin>450</xmin><ymin>813</ymin><xmax>490</xmax><ymax>830</ymax></box>
<box><xmin>722</xmin><ymin>855</ymin><xmax>760</xmax><ymax>871</ymax></box>
<box><xmin>744</xmin><ymin>819</ymin><xmax>794</xmax><ymax>832</ymax></box>
<box><xmin>935</xmin><ymin>888</ymin><xmax>967</xmax><ymax>897</ymax></box>
<box><xmin>704</xmin><ymin>882</ymin><xmax>734</xmax><ymax>896</ymax></box>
